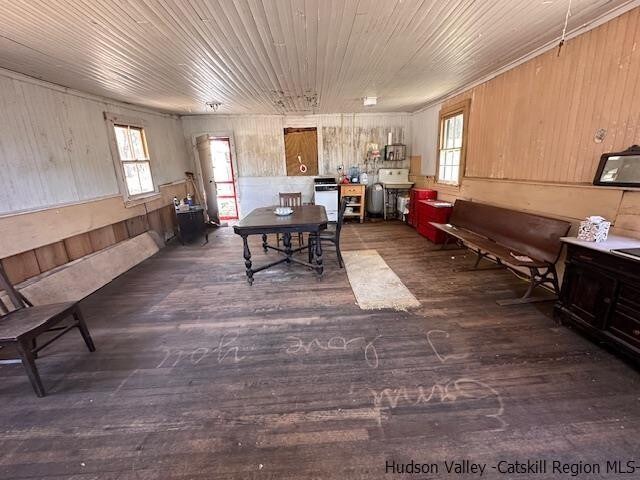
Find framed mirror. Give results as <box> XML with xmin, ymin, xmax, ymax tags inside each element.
<box><xmin>593</xmin><ymin>145</ymin><xmax>640</xmax><ymax>187</ymax></box>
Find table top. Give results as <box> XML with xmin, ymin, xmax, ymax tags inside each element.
<box><xmin>561</xmin><ymin>234</ymin><xmax>640</xmax><ymax>253</ymax></box>
<box><xmin>234</xmin><ymin>205</ymin><xmax>328</xmax><ymax>233</ymax></box>
<box><xmin>419</xmin><ymin>199</ymin><xmax>453</xmax><ymax>208</ymax></box>
<box><xmin>176</xmin><ymin>205</ymin><xmax>204</xmax><ymax>215</ymax></box>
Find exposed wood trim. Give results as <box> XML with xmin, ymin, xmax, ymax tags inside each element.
<box><xmin>0</xmin><ymin>182</ymin><xmax>186</xmax><ymax>259</ymax></box>
<box><xmin>0</xmin><ymin>194</ymin><xmax>121</xmax><ymax>219</ymax></box>
<box><xmin>104</xmin><ymin>111</ymin><xmax>161</xmax><ymax>205</ymax></box>
<box><xmin>435</xmin><ymin>99</ymin><xmax>470</xmax><ymax>187</ymax></box>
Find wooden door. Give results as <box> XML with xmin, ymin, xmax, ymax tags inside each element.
<box><xmin>196</xmin><ymin>134</ymin><xmax>219</xmax><ymax>222</ymax></box>
<box><xmin>284</xmin><ymin>128</ymin><xmax>318</xmax><ymax>176</ymax></box>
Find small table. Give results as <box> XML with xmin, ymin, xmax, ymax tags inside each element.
<box><xmin>176</xmin><ymin>205</ymin><xmax>208</xmax><ymax>244</ymax></box>
<box><xmin>233</xmin><ymin>205</ymin><xmax>328</xmax><ymax>285</ymax></box>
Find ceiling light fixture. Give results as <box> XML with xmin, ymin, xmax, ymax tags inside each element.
<box><xmin>363</xmin><ymin>96</ymin><xmax>377</xmax><ymax>107</ymax></box>
<box><xmin>206</xmin><ymin>101</ymin><xmax>222</xmax><ymax>112</ymax></box>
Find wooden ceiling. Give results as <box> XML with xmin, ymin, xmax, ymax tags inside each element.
<box><xmin>0</xmin><ymin>0</ymin><xmax>634</xmax><ymax>114</ymax></box>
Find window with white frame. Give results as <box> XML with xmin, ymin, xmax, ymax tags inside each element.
<box><xmin>112</xmin><ymin>123</ymin><xmax>154</xmax><ymax>196</ymax></box>
<box><xmin>437</xmin><ymin>101</ymin><xmax>469</xmax><ymax>186</ymax></box>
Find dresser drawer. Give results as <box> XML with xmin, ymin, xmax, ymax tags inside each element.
<box><xmin>568</xmin><ymin>244</ymin><xmax>640</xmax><ymax>280</ymax></box>
<box><xmin>619</xmin><ymin>282</ymin><xmax>640</xmax><ymax>311</ymax></box>
<box><xmin>341</xmin><ymin>185</ymin><xmax>364</xmax><ymax>196</ymax></box>
<box><xmin>608</xmin><ymin>304</ymin><xmax>640</xmax><ymax>349</ymax></box>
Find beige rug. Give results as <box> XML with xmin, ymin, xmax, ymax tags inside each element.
<box><xmin>342</xmin><ymin>249</ymin><xmax>421</xmax><ymax>311</ymax></box>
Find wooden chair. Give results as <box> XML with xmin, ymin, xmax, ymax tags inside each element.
<box><xmin>0</xmin><ymin>264</ymin><xmax>95</xmax><ymax>397</ymax></box>
<box><xmin>308</xmin><ymin>198</ymin><xmax>348</xmax><ymax>268</ymax></box>
<box><xmin>277</xmin><ymin>192</ymin><xmax>304</xmax><ymax>247</ymax></box>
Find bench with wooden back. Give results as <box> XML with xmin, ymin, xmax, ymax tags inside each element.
<box><xmin>431</xmin><ymin>200</ymin><xmax>571</xmax><ymax>305</ymax></box>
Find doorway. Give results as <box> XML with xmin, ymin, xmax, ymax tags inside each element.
<box><xmin>196</xmin><ymin>135</ymin><xmax>239</xmax><ymax>221</ymax></box>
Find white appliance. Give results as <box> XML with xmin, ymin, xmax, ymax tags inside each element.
<box><xmin>397</xmin><ymin>195</ymin><xmax>410</xmax><ymax>220</ymax></box>
<box><xmin>378</xmin><ymin>168</ymin><xmax>414</xmax><ymax>220</ymax></box>
<box><xmin>313</xmin><ymin>177</ymin><xmax>339</xmax><ymax>222</ymax></box>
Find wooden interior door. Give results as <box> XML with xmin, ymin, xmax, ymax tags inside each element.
<box><xmin>196</xmin><ymin>134</ymin><xmax>219</xmax><ymax>223</ymax></box>
<box><xmin>284</xmin><ymin>128</ymin><xmax>318</xmax><ymax>176</ymax></box>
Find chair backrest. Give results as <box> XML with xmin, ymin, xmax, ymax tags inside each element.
<box><xmin>279</xmin><ymin>192</ymin><xmax>302</xmax><ymax>207</ymax></box>
<box><xmin>0</xmin><ymin>263</ymin><xmax>29</xmax><ymax>315</ymax></box>
<box><xmin>335</xmin><ymin>198</ymin><xmax>349</xmax><ymax>240</ymax></box>
<box><xmin>450</xmin><ymin>199</ymin><xmax>571</xmax><ymax>264</ymax></box>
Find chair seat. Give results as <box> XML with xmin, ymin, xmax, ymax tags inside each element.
<box><xmin>0</xmin><ymin>302</ymin><xmax>77</xmax><ymax>341</ymax></box>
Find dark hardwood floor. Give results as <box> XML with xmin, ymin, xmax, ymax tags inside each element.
<box><xmin>1</xmin><ymin>221</ymin><xmax>638</xmax><ymax>479</ymax></box>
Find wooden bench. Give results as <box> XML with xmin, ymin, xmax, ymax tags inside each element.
<box><xmin>430</xmin><ymin>200</ymin><xmax>571</xmax><ymax>305</ymax></box>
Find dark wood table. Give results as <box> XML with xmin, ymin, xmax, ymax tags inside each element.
<box><xmin>233</xmin><ymin>205</ymin><xmax>328</xmax><ymax>285</ymax></box>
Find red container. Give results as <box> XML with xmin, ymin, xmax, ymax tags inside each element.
<box><xmin>408</xmin><ymin>188</ymin><xmax>437</xmax><ymax>227</ymax></box>
<box><xmin>416</xmin><ymin>199</ymin><xmax>453</xmax><ymax>244</ymax></box>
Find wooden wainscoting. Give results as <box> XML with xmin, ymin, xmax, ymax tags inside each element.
<box><xmin>0</xmin><ymin>204</ymin><xmax>178</xmax><ymax>285</ymax></box>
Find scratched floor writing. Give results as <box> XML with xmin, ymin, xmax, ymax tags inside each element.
<box><xmin>285</xmin><ymin>335</ymin><xmax>381</xmax><ymax>368</ymax></box>
<box><xmin>156</xmin><ymin>331</ymin><xmax>246</xmax><ymax>368</ymax></box>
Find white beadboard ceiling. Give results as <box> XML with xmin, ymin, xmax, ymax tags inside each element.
<box><xmin>0</xmin><ymin>0</ymin><xmax>634</xmax><ymax>114</ymax></box>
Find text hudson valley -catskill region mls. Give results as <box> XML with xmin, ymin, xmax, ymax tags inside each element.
<box><xmin>384</xmin><ymin>459</ymin><xmax>639</xmax><ymax>477</ymax></box>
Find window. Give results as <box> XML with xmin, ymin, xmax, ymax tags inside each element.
<box><xmin>113</xmin><ymin>124</ymin><xmax>154</xmax><ymax>196</ymax></box>
<box><xmin>437</xmin><ymin>100</ymin><xmax>469</xmax><ymax>186</ymax></box>
<box><xmin>105</xmin><ymin>113</ymin><xmax>157</xmax><ymax>203</ymax></box>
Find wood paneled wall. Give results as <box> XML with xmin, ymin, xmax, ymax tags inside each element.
<box><xmin>443</xmin><ymin>7</ymin><xmax>640</xmax><ymax>184</ymax></box>
<box><xmin>1</xmin><ymin>202</ymin><xmax>179</xmax><ymax>285</ymax></box>
<box><xmin>0</xmin><ymin>69</ymin><xmax>192</xmax><ymax>215</ymax></box>
<box><xmin>181</xmin><ymin>113</ymin><xmax>411</xmax><ymax>217</ymax></box>
<box><xmin>181</xmin><ymin>113</ymin><xmax>411</xmax><ymax>178</ymax></box>
<box><xmin>0</xmin><ymin>70</ymin><xmax>193</xmax><ymax>287</ymax></box>
<box><xmin>410</xmin><ymin>7</ymin><xmax>640</xmax><ymax>239</ymax></box>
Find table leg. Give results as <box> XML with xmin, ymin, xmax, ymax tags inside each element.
<box><xmin>283</xmin><ymin>233</ymin><xmax>293</xmax><ymax>263</ymax></box>
<box><xmin>314</xmin><ymin>233</ymin><xmax>323</xmax><ymax>276</ymax></box>
<box><xmin>262</xmin><ymin>234</ymin><xmax>268</xmax><ymax>253</ymax></box>
<box><xmin>242</xmin><ymin>235</ymin><xmax>254</xmax><ymax>285</ymax></box>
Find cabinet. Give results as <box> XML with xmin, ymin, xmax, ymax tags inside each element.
<box><xmin>340</xmin><ymin>184</ymin><xmax>365</xmax><ymax>223</ymax></box>
<box><xmin>176</xmin><ymin>206</ymin><xmax>208</xmax><ymax>244</ymax></box>
<box><xmin>408</xmin><ymin>188</ymin><xmax>437</xmax><ymax>227</ymax></box>
<box><xmin>555</xmin><ymin>242</ymin><xmax>640</xmax><ymax>362</ymax></box>
<box><xmin>416</xmin><ymin>200</ymin><xmax>453</xmax><ymax>244</ymax></box>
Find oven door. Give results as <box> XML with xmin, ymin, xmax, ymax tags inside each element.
<box><xmin>314</xmin><ymin>189</ymin><xmax>338</xmax><ymax>222</ymax></box>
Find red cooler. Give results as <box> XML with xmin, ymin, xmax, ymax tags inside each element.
<box><xmin>408</xmin><ymin>188</ymin><xmax>437</xmax><ymax>227</ymax></box>
<box><xmin>416</xmin><ymin>200</ymin><xmax>453</xmax><ymax>244</ymax></box>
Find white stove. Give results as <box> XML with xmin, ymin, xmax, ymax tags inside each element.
<box><xmin>313</xmin><ymin>177</ymin><xmax>339</xmax><ymax>222</ymax></box>
<box><xmin>378</xmin><ymin>168</ymin><xmax>414</xmax><ymax>220</ymax></box>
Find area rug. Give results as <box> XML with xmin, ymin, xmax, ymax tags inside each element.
<box><xmin>342</xmin><ymin>249</ymin><xmax>421</xmax><ymax>310</ymax></box>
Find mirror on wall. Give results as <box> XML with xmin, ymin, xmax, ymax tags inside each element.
<box><xmin>593</xmin><ymin>145</ymin><xmax>640</xmax><ymax>187</ymax></box>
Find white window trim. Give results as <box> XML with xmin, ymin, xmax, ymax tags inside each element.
<box><xmin>105</xmin><ymin>112</ymin><xmax>160</xmax><ymax>207</ymax></box>
<box><xmin>436</xmin><ymin>100</ymin><xmax>470</xmax><ymax>187</ymax></box>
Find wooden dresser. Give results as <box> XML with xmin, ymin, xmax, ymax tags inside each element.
<box><xmin>555</xmin><ymin>236</ymin><xmax>640</xmax><ymax>363</ymax></box>
<box><xmin>340</xmin><ymin>184</ymin><xmax>365</xmax><ymax>223</ymax></box>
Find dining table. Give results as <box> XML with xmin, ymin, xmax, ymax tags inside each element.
<box><xmin>233</xmin><ymin>205</ymin><xmax>328</xmax><ymax>285</ymax></box>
